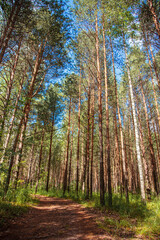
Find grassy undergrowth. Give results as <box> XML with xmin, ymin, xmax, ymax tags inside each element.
<box><xmin>0</xmin><ymin>187</ymin><xmax>38</xmax><ymax>229</ymax></box>
<box><xmin>38</xmin><ymin>188</ymin><xmax>160</xmax><ymax>239</ymax></box>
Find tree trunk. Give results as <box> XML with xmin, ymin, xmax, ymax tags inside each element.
<box><xmin>110</xmin><ymin>36</ymin><xmax>128</xmax><ymax>203</ymax></box>
<box><xmin>140</xmin><ymin>79</ymin><xmax>159</xmax><ymax>195</ymax></box>
<box><xmin>90</xmin><ymin>74</ymin><xmax>95</xmax><ymax>198</ymax></box>
<box><xmin>86</xmin><ymin>74</ymin><xmax>91</xmax><ymax>199</ymax></box>
<box><xmin>96</xmin><ymin>14</ymin><xmax>105</xmax><ymax>206</ymax></box>
<box><xmin>35</xmin><ymin>128</ymin><xmax>45</xmax><ymax>193</ymax></box>
<box><xmin>103</xmin><ymin>20</ymin><xmax>112</xmax><ymax>206</ymax></box>
<box><xmin>123</xmin><ymin>33</ymin><xmax>145</xmax><ymax>201</ymax></box>
<box><xmin>143</xmin><ymin>28</ymin><xmax>160</xmax><ymax>130</ymax></box>
<box><xmin>0</xmin><ymin>68</ymin><xmax>26</xmax><ymax>164</ymax></box>
<box><xmin>4</xmin><ymin>41</ymin><xmax>45</xmax><ymax>194</ymax></box>
<box><xmin>63</xmin><ymin>97</ymin><xmax>72</xmax><ymax>195</ymax></box>
<box><xmin>0</xmin><ymin>1</ymin><xmax>23</xmax><ymax>64</ymax></box>
<box><xmin>68</xmin><ymin>105</ymin><xmax>75</xmax><ymax>192</ymax></box>
<box><xmin>147</xmin><ymin>0</ymin><xmax>160</xmax><ymax>40</ymax></box>
<box><xmin>46</xmin><ymin>114</ymin><xmax>55</xmax><ymax>192</ymax></box>
<box><xmin>76</xmin><ymin>72</ymin><xmax>81</xmax><ymax>194</ymax></box>
<box><xmin>0</xmin><ymin>39</ymin><xmax>22</xmax><ymax>143</ymax></box>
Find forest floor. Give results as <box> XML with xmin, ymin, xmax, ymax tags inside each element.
<box><xmin>0</xmin><ymin>195</ymin><xmax>145</xmax><ymax>240</ymax></box>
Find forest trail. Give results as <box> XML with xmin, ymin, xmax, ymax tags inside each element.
<box><xmin>1</xmin><ymin>195</ymin><xmax>140</xmax><ymax>240</ymax></box>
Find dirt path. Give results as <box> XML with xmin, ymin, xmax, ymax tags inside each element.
<box><xmin>0</xmin><ymin>195</ymin><xmax>138</xmax><ymax>240</ymax></box>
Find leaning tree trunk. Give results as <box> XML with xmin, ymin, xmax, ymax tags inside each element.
<box><xmin>147</xmin><ymin>0</ymin><xmax>160</xmax><ymax>40</ymax></box>
<box><xmin>123</xmin><ymin>33</ymin><xmax>145</xmax><ymax>201</ymax></box>
<box><xmin>96</xmin><ymin>14</ymin><xmax>105</xmax><ymax>206</ymax></box>
<box><xmin>0</xmin><ymin>39</ymin><xmax>22</xmax><ymax>143</ymax></box>
<box><xmin>0</xmin><ymin>68</ymin><xmax>26</xmax><ymax>164</ymax></box>
<box><xmin>0</xmin><ymin>1</ymin><xmax>23</xmax><ymax>64</ymax></box>
<box><xmin>4</xmin><ymin>41</ymin><xmax>45</xmax><ymax>194</ymax></box>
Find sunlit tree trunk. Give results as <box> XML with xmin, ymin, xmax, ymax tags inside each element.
<box><xmin>90</xmin><ymin>75</ymin><xmax>95</xmax><ymax>198</ymax></box>
<box><xmin>103</xmin><ymin>20</ymin><xmax>112</xmax><ymax>206</ymax></box>
<box><xmin>123</xmin><ymin>33</ymin><xmax>145</xmax><ymax>201</ymax></box>
<box><xmin>110</xmin><ymin>36</ymin><xmax>128</xmax><ymax>202</ymax></box>
<box><xmin>68</xmin><ymin>105</ymin><xmax>75</xmax><ymax>192</ymax></box>
<box><xmin>96</xmin><ymin>14</ymin><xmax>105</xmax><ymax>205</ymax></box>
<box><xmin>147</xmin><ymin>0</ymin><xmax>160</xmax><ymax>40</ymax></box>
<box><xmin>136</xmin><ymin>97</ymin><xmax>151</xmax><ymax>196</ymax></box>
<box><xmin>63</xmin><ymin>97</ymin><xmax>72</xmax><ymax>195</ymax></box>
<box><xmin>76</xmin><ymin>72</ymin><xmax>81</xmax><ymax>194</ymax></box>
<box><xmin>46</xmin><ymin>114</ymin><xmax>55</xmax><ymax>192</ymax></box>
<box><xmin>4</xmin><ymin>41</ymin><xmax>45</xmax><ymax>194</ymax></box>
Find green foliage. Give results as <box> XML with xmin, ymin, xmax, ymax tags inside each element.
<box><xmin>0</xmin><ymin>186</ymin><xmax>38</xmax><ymax>229</ymax></box>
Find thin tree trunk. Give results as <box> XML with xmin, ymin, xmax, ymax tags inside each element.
<box><xmin>68</xmin><ymin>105</ymin><xmax>75</xmax><ymax>192</ymax></box>
<box><xmin>63</xmin><ymin>98</ymin><xmax>72</xmax><ymax>195</ymax></box>
<box><xmin>46</xmin><ymin>114</ymin><xmax>55</xmax><ymax>192</ymax></box>
<box><xmin>35</xmin><ymin>128</ymin><xmax>45</xmax><ymax>193</ymax></box>
<box><xmin>90</xmin><ymin>75</ymin><xmax>95</xmax><ymax>198</ymax></box>
<box><xmin>4</xmin><ymin>41</ymin><xmax>45</xmax><ymax>194</ymax></box>
<box><xmin>147</xmin><ymin>34</ymin><xmax>160</xmax><ymax>90</ymax></box>
<box><xmin>140</xmin><ymin>79</ymin><xmax>159</xmax><ymax>195</ymax></box>
<box><xmin>110</xmin><ymin>36</ymin><xmax>128</xmax><ymax>203</ymax></box>
<box><xmin>103</xmin><ymin>20</ymin><xmax>112</xmax><ymax>206</ymax></box>
<box><xmin>76</xmin><ymin>72</ymin><xmax>81</xmax><ymax>195</ymax></box>
<box><xmin>147</xmin><ymin>0</ymin><xmax>160</xmax><ymax>40</ymax></box>
<box><xmin>0</xmin><ymin>1</ymin><xmax>23</xmax><ymax>64</ymax></box>
<box><xmin>96</xmin><ymin>14</ymin><xmax>105</xmax><ymax>206</ymax></box>
<box><xmin>0</xmin><ymin>68</ymin><xmax>26</xmax><ymax>164</ymax></box>
<box><xmin>86</xmin><ymin>75</ymin><xmax>91</xmax><ymax>199</ymax></box>
<box><xmin>136</xmin><ymin>98</ymin><xmax>151</xmax><ymax>198</ymax></box>
<box><xmin>143</xmin><ymin>28</ymin><xmax>160</xmax><ymax>130</ymax></box>
<box><xmin>123</xmin><ymin>33</ymin><xmax>145</xmax><ymax>201</ymax></box>
<box><xmin>0</xmin><ymin>39</ymin><xmax>22</xmax><ymax>143</ymax></box>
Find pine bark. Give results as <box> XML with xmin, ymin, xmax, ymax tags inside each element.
<box><xmin>103</xmin><ymin>20</ymin><xmax>112</xmax><ymax>206</ymax></box>
<box><xmin>96</xmin><ymin>14</ymin><xmax>105</xmax><ymax>206</ymax></box>
<box><xmin>76</xmin><ymin>73</ymin><xmax>81</xmax><ymax>194</ymax></box>
<box><xmin>63</xmin><ymin>98</ymin><xmax>72</xmax><ymax>195</ymax></box>
<box><xmin>46</xmin><ymin>114</ymin><xmax>55</xmax><ymax>192</ymax></box>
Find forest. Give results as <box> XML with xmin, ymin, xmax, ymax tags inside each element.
<box><xmin>0</xmin><ymin>0</ymin><xmax>160</xmax><ymax>239</ymax></box>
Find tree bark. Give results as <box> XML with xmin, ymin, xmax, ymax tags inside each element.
<box><xmin>96</xmin><ymin>14</ymin><xmax>105</xmax><ymax>206</ymax></box>
<box><xmin>46</xmin><ymin>114</ymin><xmax>55</xmax><ymax>192</ymax></box>
<box><xmin>147</xmin><ymin>0</ymin><xmax>160</xmax><ymax>40</ymax></box>
<box><xmin>123</xmin><ymin>33</ymin><xmax>145</xmax><ymax>201</ymax></box>
<box><xmin>35</xmin><ymin>128</ymin><xmax>45</xmax><ymax>193</ymax></box>
<box><xmin>103</xmin><ymin>20</ymin><xmax>112</xmax><ymax>206</ymax></box>
<box><xmin>76</xmin><ymin>72</ymin><xmax>81</xmax><ymax>195</ymax></box>
<box><xmin>63</xmin><ymin>97</ymin><xmax>72</xmax><ymax>195</ymax></box>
